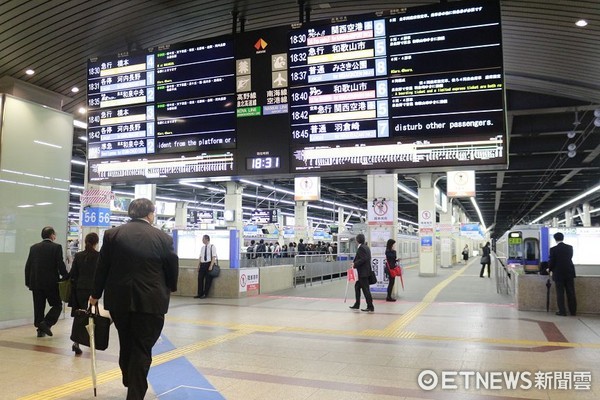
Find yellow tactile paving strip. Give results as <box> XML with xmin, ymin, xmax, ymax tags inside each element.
<box><xmin>20</xmin><ymin>263</ymin><xmax>598</xmax><ymax>399</ymax></box>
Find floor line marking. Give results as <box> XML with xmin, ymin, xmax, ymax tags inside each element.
<box><xmin>383</xmin><ymin>263</ymin><xmax>471</xmax><ymax>334</ymax></box>
<box><xmin>17</xmin><ymin>330</ymin><xmax>253</xmax><ymax>400</ymax></box>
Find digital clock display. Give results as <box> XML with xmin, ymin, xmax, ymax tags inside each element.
<box><xmin>246</xmin><ymin>156</ymin><xmax>281</xmax><ymax>170</ymax></box>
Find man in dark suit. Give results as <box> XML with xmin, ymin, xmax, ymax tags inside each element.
<box><xmin>91</xmin><ymin>198</ymin><xmax>179</xmax><ymax>400</ymax></box>
<box><xmin>548</xmin><ymin>232</ymin><xmax>576</xmax><ymax>316</ymax></box>
<box><xmin>349</xmin><ymin>233</ymin><xmax>374</xmax><ymax>312</ymax></box>
<box><xmin>25</xmin><ymin>226</ymin><xmax>68</xmax><ymax>337</ymax></box>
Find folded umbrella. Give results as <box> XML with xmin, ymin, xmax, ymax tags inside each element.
<box><xmin>86</xmin><ymin>313</ymin><xmax>98</xmax><ymax>397</ymax></box>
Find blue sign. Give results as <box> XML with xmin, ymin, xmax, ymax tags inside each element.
<box><xmin>82</xmin><ymin>207</ymin><xmax>111</xmax><ymax>227</ymax></box>
<box><xmin>421</xmin><ymin>236</ymin><xmax>433</xmax><ymax>246</ymax></box>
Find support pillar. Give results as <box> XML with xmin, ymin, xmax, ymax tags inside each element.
<box><xmin>174</xmin><ymin>202</ymin><xmax>188</xmax><ymax>229</ymax></box>
<box><xmin>565</xmin><ymin>209</ymin><xmax>573</xmax><ymax>227</ymax></box>
<box><xmin>294</xmin><ymin>201</ymin><xmax>310</xmax><ymax>243</ymax></box>
<box><xmin>224</xmin><ymin>181</ymin><xmax>244</xmax><ymax>232</ymax></box>
<box><xmin>416</xmin><ymin>173</ymin><xmax>437</xmax><ymax>276</ymax></box>
<box><xmin>134</xmin><ymin>184</ymin><xmax>156</xmax><ymax>202</ymax></box>
<box><xmin>366</xmin><ymin>174</ymin><xmax>398</xmax><ymax>296</ymax></box>
<box><xmin>439</xmin><ymin>197</ymin><xmax>453</xmax><ymax>268</ymax></box>
<box><xmin>582</xmin><ymin>202</ymin><xmax>591</xmax><ymax>227</ymax></box>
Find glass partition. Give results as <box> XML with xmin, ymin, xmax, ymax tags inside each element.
<box><xmin>0</xmin><ymin>94</ymin><xmax>73</xmax><ymax>325</ymax></box>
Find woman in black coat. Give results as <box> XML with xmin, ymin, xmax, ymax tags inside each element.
<box><xmin>479</xmin><ymin>242</ymin><xmax>491</xmax><ymax>278</ymax></box>
<box><xmin>384</xmin><ymin>239</ymin><xmax>397</xmax><ymax>302</ymax></box>
<box><xmin>68</xmin><ymin>232</ymin><xmax>100</xmax><ymax>355</ymax></box>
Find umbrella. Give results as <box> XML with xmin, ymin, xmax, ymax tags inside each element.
<box><xmin>398</xmin><ymin>265</ymin><xmax>405</xmax><ymax>291</ymax></box>
<box><xmin>545</xmin><ymin>278</ymin><xmax>552</xmax><ymax>312</ymax></box>
<box><xmin>344</xmin><ymin>268</ymin><xmax>357</xmax><ymax>303</ymax></box>
<box><xmin>86</xmin><ymin>313</ymin><xmax>98</xmax><ymax>397</ymax></box>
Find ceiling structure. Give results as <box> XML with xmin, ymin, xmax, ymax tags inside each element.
<box><xmin>1</xmin><ymin>0</ymin><xmax>599</xmax><ymax>239</ymax></box>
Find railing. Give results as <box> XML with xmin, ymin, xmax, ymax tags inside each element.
<box><xmin>494</xmin><ymin>255</ymin><xmax>514</xmax><ymax>296</ymax></box>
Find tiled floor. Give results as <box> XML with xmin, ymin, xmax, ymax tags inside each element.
<box><xmin>3</xmin><ymin>259</ymin><xmax>599</xmax><ymax>400</ymax></box>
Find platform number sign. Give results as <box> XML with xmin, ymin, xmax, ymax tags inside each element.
<box><xmin>82</xmin><ymin>206</ymin><xmax>111</xmax><ymax>227</ymax></box>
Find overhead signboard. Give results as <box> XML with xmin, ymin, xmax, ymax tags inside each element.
<box><xmin>294</xmin><ymin>176</ymin><xmax>321</xmax><ymax>201</ymax></box>
<box><xmin>87</xmin><ymin>0</ymin><xmax>505</xmax><ymax>184</ymax></box>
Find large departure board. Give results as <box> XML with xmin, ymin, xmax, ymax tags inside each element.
<box><xmin>288</xmin><ymin>0</ymin><xmax>505</xmax><ymax>172</ymax></box>
<box><xmin>87</xmin><ymin>0</ymin><xmax>505</xmax><ymax>183</ymax></box>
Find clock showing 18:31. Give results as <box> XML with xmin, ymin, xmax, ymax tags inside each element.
<box><xmin>246</xmin><ymin>156</ymin><xmax>281</xmax><ymax>170</ymax></box>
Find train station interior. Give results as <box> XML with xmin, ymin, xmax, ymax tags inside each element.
<box><xmin>0</xmin><ymin>1</ymin><xmax>599</xmax><ymax>399</ymax></box>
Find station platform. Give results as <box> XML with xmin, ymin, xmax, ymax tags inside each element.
<box><xmin>2</xmin><ymin>258</ymin><xmax>599</xmax><ymax>400</ymax></box>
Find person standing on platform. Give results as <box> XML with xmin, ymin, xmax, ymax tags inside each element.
<box><xmin>462</xmin><ymin>245</ymin><xmax>469</xmax><ymax>263</ymax></box>
<box><xmin>90</xmin><ymin>198</ymin><xmax>179</xmax><ymax>400</ymax></box>
<box><xmin>195</xmin><ymin>234</ymin><xmax>217</xmax><ymax>299</ymax></box>
<box><xmin>384</xmin><ymin>239</ymin><xmax>398</xmax><ymax>302</ymax></box>
<box><xmin>548</xmin><ymin>232</ymin><xmax>577</xmax><ymax>316</ymax></box>
<box><xmin>24</xmin><ymin>226</ymin><xmax>69</xmax><ymax>338</ymax></box>
<box><xmin>479</xmin><ymin>242</ymin><xmax>491</xmax><ymax>278</ymax></box>
<box><xmin>349</xmin><ymin>233</ymin><xmax>374</xmax><ymax>313</ymax></box>
<box><xmin>68</xmin><ymin>232</ymin><xmax>100</xmax><ymax>355</ymax></box>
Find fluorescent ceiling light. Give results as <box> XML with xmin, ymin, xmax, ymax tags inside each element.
<box><xmin>78</xmin><ymin>136</ymin><xmax>88</xmax><ymax>142</ymax></box>
<box><xmin>35</xmin><ymin>202</ymin><xmax>53</xmax><ymax>206</ymax></box>
<box><xmin>531</xmin><ymin>183</ymin><xmax>600</xmax><ymax>223</ymax></box>
<box><xmin>74</xmin><ymin>120</ymin><xmax>87</xmax><ymax>129</ymax></box>
<box><xmin>18</xmin><ymin>204</ymin><xmax>34</xmax><ymax>208</ymax></box>
<box><xmin>398</xmin><ymin>183</ymin><xmax>418</xmax><ymax>199</ymax></box>
<box><xmin>470</xmin><ymin>197</ymin><xmax>487</xmax><ymax>232</ymax></box>
<box><xmin>71</xmin><ymin>87</ymin><xmax>79</xmax><ymax>93</ymax></box>
<box><xmin>71</xmin><ymin>159</ymin><xmax>86</xmax><ymax>166</ymax></box>
<box><xmin>78</xmin><ymin>107</ymin><xmax>87</xmax><ymax>114</ymax></box>
<box><xmin>576</xmin><ymin>19</ymin><xmax>588</xmax><ymax>27</ymax></box>
<box><xmin>25</xmin><ymin>69</ymin><xmax>35</xmax><ymax>75</ymax></box>
<box><xmin>69</xmin><ymin>184</ymin><xmax>85</xmax><ymax>190</ymax></box>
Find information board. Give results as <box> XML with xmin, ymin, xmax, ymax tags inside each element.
<box><xmin>87</xmin><ymin>0</ymin><xmax>505</xmax><ymax>183</ymax></box>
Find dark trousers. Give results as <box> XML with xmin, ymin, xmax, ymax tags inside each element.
<box><xmin>111</xmin><ymin>310</ymin><xmax>164</xmax><ymax>400</ymax></box>
<box><xmin>479</xmin><ymin>263</ymin><xmax>490</xmax><ymax>277</ymax></box>
<box><xmin>197</xmin><ymin>262</ymin><xmax>213</xmax><ymax>297</ymax></box>
<box><xmin>387</xmin><ymin>275</ymin><xmax>395</xmax><ymax>299</ymax></box>
<box><xmin>354</xmin><ymin>277</ymin><xmax>373</xmax><ymax>309</ymax></box>
<box><xmin>32</xmin><ymin>287</ymin><xmax>62</xmax><ymax>328</ymax></box>
<box><xmin>555</xmin><ymin>278</ymin><xmax>577</xmax><ymax>315</ymax></box>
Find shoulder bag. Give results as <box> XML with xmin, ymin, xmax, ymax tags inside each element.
<box><xmin>208</xmin><ymin>246</ymin><xmax>220</xmax><ymax>277</ymax></box>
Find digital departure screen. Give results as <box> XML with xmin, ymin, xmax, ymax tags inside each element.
<box><xmin>289</xmin><ymin>0</ymin><xmax>505</xmax><ymax>172</ymax></box>
<box><xmin>155</xmin><ymin>38</ymin><xmax>236</xmax><ymax>154</ymax></box>
<box><xmin>87</xmin><ymin>0</ymin><xmax>505</xmax><ymax>183</ymax></box>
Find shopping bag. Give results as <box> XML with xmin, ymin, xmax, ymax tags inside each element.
<box><xmin>70</xmin><ymin>304</ymin><xmax>111</xmax><ymax>351</ymax></box>
<box><xmin>58</xmin><ymin>279</ymin><xmax>71</xmax><ymax>303</ymax></box>
<box><xmin>368</xmin><ymin>270</ymin><xmax>377</xmax><ymax>285</ymax></box>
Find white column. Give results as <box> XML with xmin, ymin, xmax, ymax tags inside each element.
<box><xmin>134</xmin><ymin>184</ymin><xmax>156</xmax><ymax>202</ymax></box>
<box><xmin>337</xmin><ymin>207</ymin><xmax>345</xmax><ymax>233</ymax></box>
<box><xmin>224</xmin><ymin>181</ymin><xmax>244</xmax><ymax>232</ymax></box>
<box><xmin>174</xmin><ymin>202</ymin><xmax>188</xmax><ymax>229</ymax></box>
<box><xmin>582</xmin><ymin>202</ymin><xmax>591</xmax><ymax>227</ymax></box>
<box><xmin>366</xmin><ymin>174</ymin><xmax>398</xmax><ymax>296</ymax></box>
<box><xmin>294</xmin><ymin>201</ymin><xmax>310</xmax><ymax>242</ymax></box>
<box><xmin>417</xmin><ymin>173</ymin><xmax>437</xmax><ymax>276</ymax></box>
<box><xmin>565</xmin><ymin>209</ymin><xmax>573</xmax><ymax>227</ymax></box>
<box><xmin>439</xmin><ymin>197</ymin><xmax>453</xmax><ymax>268</ymax></box>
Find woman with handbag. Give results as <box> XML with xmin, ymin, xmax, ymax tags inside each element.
<box><xmin>384</xmin><ymin>239</ymin><xmax>398</xmax><ymax>302</ymax></box>
<box><xmin>68</xmin><ymin>232</ymin><xmax>100</xmax><ymax>355</ymax></box>
<box><xmin>480</xmin><ymin>242</ymin><xmax>491</xmax><ymax>278</ymax></box>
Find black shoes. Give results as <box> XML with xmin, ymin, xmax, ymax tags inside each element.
<box><xmin>386</xmin><ymin>298</ymin><xmax>396</xmax><ymax>302</ymax></box>
<box><xmin>38</xmin><ymin>321</ymin><xmax>53</xmax><ymax>337</ymax></box>
<box><xmin>555</xmin><ymin>312</ymin><xmax>567</xmax><ymax>316</ymax></box>
<box><xmin>36</xmin><ymin>329</ymin><xmax>46</xmax><ymax>338</ymax></box>
<box><xmin>72</xmin><ymin>343</ymin><xmax>82</xmax><ymax>355</ymax></box>
<box><xmin>193</xmin><ymin>295</ymin><xmax>201</xmax><ymax>298</ymax></box>
<box><xmin>349</xmin><ymin>304</ymin><xmax>360</xmax><ymax>309</ymax></box>
<box><xmin>361</xmin><ymin>307</ymin><xmax>375</xmax><ymax>313</ymax></box>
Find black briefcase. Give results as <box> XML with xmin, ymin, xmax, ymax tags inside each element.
<box><xmin>70</xmin><ymin>304</ymin><xmax>111</xmax><ymax>351</ymax></box>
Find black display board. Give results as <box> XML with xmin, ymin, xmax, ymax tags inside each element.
<box><xmin>87</xmin><ymin>0</ymin><xmax>505</xmax><ymax>183</ymax></box>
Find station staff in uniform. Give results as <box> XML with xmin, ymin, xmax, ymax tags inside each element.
<box><xmin>195</xmin><ymin>234</ymin><xmax>217</xmax><ymax>298</ymax></box>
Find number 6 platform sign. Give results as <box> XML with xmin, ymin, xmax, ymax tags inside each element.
<box><xmin>82</xmin><ymin>207</ymin><xmax>111</xmax><ymax>227</ymax></box>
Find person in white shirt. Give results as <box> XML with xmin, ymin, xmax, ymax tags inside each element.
<box><xmin>195</xmin><ymin>235</ymin><xmax>217</xmax><ymax>299</ymax></box>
